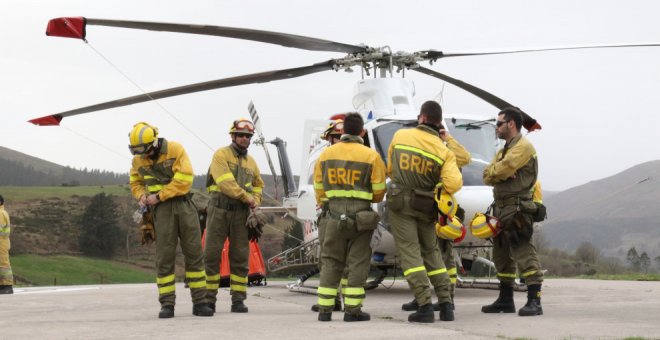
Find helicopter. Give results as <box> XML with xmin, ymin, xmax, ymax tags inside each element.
<box><xmin>29</xmin><ymin>17</ymin><xmax>660</xmax><ymax>290</ymax></box>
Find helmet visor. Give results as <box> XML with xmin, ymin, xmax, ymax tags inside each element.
<box><xmin>129</xmin><ymin>143</ymin><xmax>151</xmax><ymax>155</ymax></box>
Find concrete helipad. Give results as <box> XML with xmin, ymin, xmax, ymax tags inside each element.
<box><xmin>1</xmin><ymin>278</ymin><xmax>659</xmax><ymax>339</ymax></box>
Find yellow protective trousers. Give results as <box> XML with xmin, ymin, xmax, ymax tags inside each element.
<box><xmin>0</xmin><ymin>236</ymin><xmax>12</xmax><ymax>285</ymax></box>
<box><xmin>318</xmin><ymin>200</ymin><xmax>373</xmax><ymax>314</ymax></box>
<box><xmin>153</xmin><ymin>197</ymin><xmax>207</xmax><ymax>307</ymax></box>
<box><xmin>389</xmin><ymin>201</ymin><xmax>451</xmax><ymax>307</ymax></box>
<box><xmin>204</xmin><ymin>203</ymin><xmax>250</xmax><ymax>303</ymax></box>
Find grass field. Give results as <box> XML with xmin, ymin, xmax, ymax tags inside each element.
<box><xmin>0</xmin><ymin>185</ymin><xmax>131</xmax><ymax>201</ymax></box>
<box><xmin>11</xmin><ymin>254</ymin><xmax>154</xmax><ymax>286</ymax></box>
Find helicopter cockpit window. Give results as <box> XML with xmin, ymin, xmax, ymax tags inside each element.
<box><xmin>373</xmin><ymin>120</ymin><xmax>417</xmax><ymax>164</ymax></box>
<box><xmin>447</xmin><ymin>118</ymin><xmax>497</xmax><ymax>165</ymax></box>
<box><xmin>446</xmin><ymin>118</ymin><xmax>497</xmax><ymax>186</ymax></box>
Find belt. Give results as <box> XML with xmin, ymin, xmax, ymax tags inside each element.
<box><xmin>220</xmin><ymin>202</ymin><xmax>248</xmax><ymax>211</ymax></box>
<box><xmin>211</xmin><ymin>198</ymin><xmax>248</xmax><ymax>211</ymax></box>
<box><xmin>166</xmin><ymin>193</ymin><xmax>192</xmax><ymax>202</ymax></box>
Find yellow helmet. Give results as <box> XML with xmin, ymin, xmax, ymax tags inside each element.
<box><xmin>469</xmin><ymin>212</ymin><xmax>501</xmax><ymax>239</ymax></box>
<box><xmin>128</xmin><ymin>122</ymin><xmax>159</xmax><ymax>155</ymax></box>
<box><xmin>435</xmin><ymin>188</ymin><xmax>457</xmax><ymax>217</ymax></box>
<box><xmin>435</xmin><ymin>215</ymin><xmax>466</xmax><ymax>242</ymax></box>
<box><xmin>229</xmin><ymin>118</ymin><xmax>255</xmax><ymax>135</ymax></box>
<box><xmin>321</xmin><ymin>119</ymin><xmax>344</xmax><ymax>141</ymax></box>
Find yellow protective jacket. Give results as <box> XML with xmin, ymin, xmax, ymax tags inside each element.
<box><xmin>483</xmin><ymin>134</ymin><xmax>538</xmax><ymax>200</ymax></box>
<box><xmin>531</xmin><ymin>181</ymin><xmax>543</xmax><ymax>204</ymax></box>
<box><xmin>0</xmin><ymin>205</ymin><xmax>9</xmax><ymax>237</ymax></box>
<box><xmin>314</xmin><ymin>136</ymin><xmax>386</xmax><ymax>203</ymax></box>
<box><xmin>129</xmin><ymin>139</ymin><xmax>195</xmax><ymax>201</ymax></box>
<box><xmin>207</xmin><ymin>145</ymin><xmax>264</xmax><ymax>205</ymax></box>
<box><xmin>445</xmin><ymin>135</ymin><xmax>471</xmax><ymax>169</ymax></box>
<box><xmin>387</xmin><ymin>125</ymin><xmax>463</xmax><ymax>194</ymax></box>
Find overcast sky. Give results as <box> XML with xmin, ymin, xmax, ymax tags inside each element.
<box><xmin>1</xmin><ymin>0</ymin><xmax>659</xmax><ymax>191</ymax></box>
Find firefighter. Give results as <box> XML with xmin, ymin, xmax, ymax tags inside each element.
<box><xmin>314</xmin><ymin>113</ymin><xmax>386</xmax><ymax>322</ymax></box>
<box><xmin>482</xmin><ymin>107</ymin><xmax>544</xmax><ymax>317</ymax></box>
<box><xmin>401</xmin><ymin>124</ymin><xmax>471</xmax><ymax>312</ymax></box>
<box><xmin>311</xmin><ymin>119</ymin><xmax>345</xmax><ymax>313</ymax></box>
<box><xmin>204</xmin><ymin>118</ymin><xmax>264</xmax><ymax>313</ymax></box>
<box><xmin>387</xmin><ymin>101</ymin><xmax>462</xmax><ymax>323</ymax></box>
<box><xmin>128</xmin><ymin>122</ymin><xmax>213</xmax><ymax>318</ymax></box>
<box><xmin>0</xmin><ymin>195</ymin><xmax>13</xmax><ymax>295</ymax></box>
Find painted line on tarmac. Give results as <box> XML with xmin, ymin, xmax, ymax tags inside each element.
<box><xmin>14</xmin><ymin>286</ymin><xmax>101</xmax><ymax>295</ymax></box>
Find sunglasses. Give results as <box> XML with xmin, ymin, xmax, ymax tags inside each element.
<box><xmin>496</xmin><ymin>120</ymin><xmax>509</xmax><ymax>127</ymax></box>
<box><xmin>234</xmin><ymin>133</ymin><xmax>253</xmax><ymax>139</ymax></box>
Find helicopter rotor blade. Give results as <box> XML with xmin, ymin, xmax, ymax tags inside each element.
<box><xmin>413</xmin><ymin>66</ymin><xmax>540</xmax><ymax>132</ymax></box>
<box><xmin>46</xmin><ymin>17</ymin><xmax>368</xmax><ymax>54</ymax></box>
<box><xmin>29</xmin><ymin>60</ymin><xmax>336</xmax><ymax>126</ymax></box>
<box><xmin>248</xmin><ymin>101</ymin><xmax>281</xmax><ymax>199</ymax></box>
<box><xmin>423</xmin><ymin>43</ymin><xmax>660</xmax><ymax>60</ymax></box>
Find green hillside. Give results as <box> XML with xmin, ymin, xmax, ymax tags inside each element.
<box><xmin>12</xmin><ymin>254</ymin><xmax>154</xmax><ymax>286</ymax></box>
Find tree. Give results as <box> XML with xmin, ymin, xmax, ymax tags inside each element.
<box><xmin>639</xmin><ymin>252</ymin><xmax>651</xmax><ymax>273</ymax></box>
<box><xmin>575</xmin><ymin>241</ymin><xmax>600</xmax><ymax>264</ymax></box>
<box><xmin>655</xmin><ymin>256</ymin><xmax>660</xmax><ymax>271</ymax></box>
<box><xmin>78</xmin><ymin>193</ymin><xmax>122</xmax><ymax>258</ymax></box>
<box><xmin>626</xmin><ymin>247</ymin><xmax>641</xmax><ymax>271</ymax></box>
<box><xmin>282</xmin><ymin>219</ymin><xmax>304</xmax><ymax>251</ymax></box>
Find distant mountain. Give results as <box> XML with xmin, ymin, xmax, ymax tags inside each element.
<box><xmin>1</xmin><ymin>146</ymin><xmax>297</xmax><ymax>199</ymax></box>
<box><xmin>0</xmin><ymin>146</ymin><xmax>67</xmax><ymax>175</ymax></box>
<box><xmin>542</xmin><ymin>160</ymin><xmax>660</xmax><ymax>258</ymax></box>
<box><xmin>0</xmin><ymin>146</ymin><xmax>127</xmax><ymax>186</ymax></box>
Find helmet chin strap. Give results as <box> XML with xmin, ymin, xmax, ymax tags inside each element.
<box><xmin>231</xmin><ymin>142</ymin><xmax>248</xmax><ymax>156</ymax></box>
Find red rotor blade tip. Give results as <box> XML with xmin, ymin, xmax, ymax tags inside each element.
<box><xmin>46</xmin><ymin>17</ymin><xmax>87</xmax><ymax>40</ymax></box>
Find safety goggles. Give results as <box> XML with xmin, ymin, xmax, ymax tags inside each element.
<box><xmin>128</xmin><ymin>143</ymin><xmax>151</xmax><ymax>155</ymax></box>
<box><xmin>331</xmin><ymin>122</ymin><xmax>344</xmax><ymax>134</ymax></box>
<box><xmin>234</xmin><ymin>120</ymin><xmax>255</xmax><ymax>133</ymax></box>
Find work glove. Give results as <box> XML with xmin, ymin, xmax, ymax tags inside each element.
<box><xmin>246</xmin><ymin>209</ymin><xmax>266</xmax><ymax>242</ymax></box>
<box><xmin>134</xmin><ymin>206</ymin><xmax>156</xmax><ymax>245</ymax></box>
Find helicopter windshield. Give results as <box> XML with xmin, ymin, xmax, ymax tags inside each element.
<box><xmin>373</xmin><ymin>118</ymin><xmax>497</xmax><ymax>187</ymax></box>
<box><xmin>447</xmin><ymin>118</ymin><xmax>498</xmax><ymax>186</ymax></box>
<box><xmin>372</xmin><ymin>120</ymin><xmax>417</xmax><ymax>164</ymax></box>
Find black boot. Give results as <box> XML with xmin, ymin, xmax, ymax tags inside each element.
<box><xmin>401</xmin><ymin>298</ymin><xmax>419</xmax><ymax>311</ymax></box>
<box><xmin>312</xmin><ymin>297</ymin><xmax>342</xmax><ymax>312</ymax></box>
<box><xmin>408</xmin><ymin>303</ymin><xmax>435</xmax><ymax>323</ymax></box>
<box><xmin>318</xmin><ymin>312</ymin><xmax>332</xmax><ymax>321</ymax></box>
<box><xmin>0</xmin><ymin>285</ymin><xmax>13</xmax><ymax>295</ymax></box>
<box><xmin>231</xmin><ymin>301</ymin><xmax>248</xmax><ymax>313</ymax></box>
<box><xmin>158</xmin><ymin>305</ymin><xmax>174</xmax><ymax>319</ymax></box>
<box><xmin>481</xmin><ymin>284</ymin><xmax>515</xmax><ymax>313</ymax></box>
<box><xmin>207</xmin><ymin>302</ymin><xmax>216</xmax><ymax>313</ymax></box>
<box><xmin>403</xmin><ymin>298</ymin><xmax>441</xmax><ymax>312</ymax></box>
<box><xmin>518</xmin><ymin>284</ymin><xmax>543</xmax><ymax>316</ymax></box>
<box><xmin>438</xmin><ymin>302</ymin><xmax>454</xmax><ymax>321</ymax></box>
<box><xmin>193</xmin><ymin>303</ymin><xmax>214</xmax><ymax>317</ymax></box>
<box><xmin>344</xmin><ymin>310</ymin><xmax>371</xmax><ymax>322</ymax></box>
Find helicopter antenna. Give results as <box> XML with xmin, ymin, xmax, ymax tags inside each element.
<box><xmin>248</xmin><ymin>101</ymin><xmax>280</xmax><ymax>199</ymax></box>
<box><xmin>434</xmin><ymin>83</ymin><xmax>447</xmax><ymax>106</ymax></box>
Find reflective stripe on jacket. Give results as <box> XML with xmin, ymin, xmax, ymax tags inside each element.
<box><xmin>129</xmin><ymin>139</ymin><xmax>194</xmax><ymax>201</ymax></box>
<box><xmin>531</xmin><ymin>181</ymin><xmax>543</xmax><ymax>204</ymax></box>
<box><xmin>483</xmin><ymin>134</ymin><xmax>538</xmax><ymax>200</ymax></box>
<box><xmin>387</xmin><ymin>125</ymin><xmax>462</xmax><ymax>194</ymax></box>
<box><xmin>206</xmin><ymin>145</ymin><xmax>264</xmax><ymax>205</ymax></box>
<box><xmin>313</xmin><ymin>136</ymin><xmax>386</xmax><ymax>203</ymax></box>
